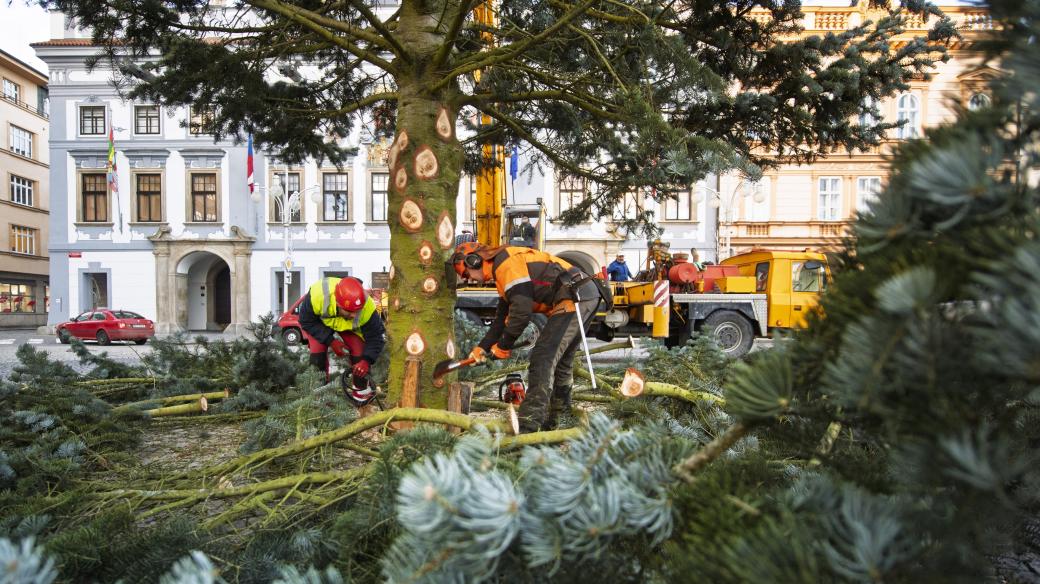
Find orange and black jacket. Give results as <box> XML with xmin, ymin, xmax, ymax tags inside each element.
<box><xmin>478</xmin><ymin>246</ymin><xmax>581</xmax><ymax>351</ymax></box>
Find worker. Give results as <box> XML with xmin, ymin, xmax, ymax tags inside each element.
<box><xmin>510</xmin><ymin>216</ymin><xmax>536</xmax><ymax>244</ymax></box>
<box><xmin>452</xmin><ymin>242</ymin><xmax>610</xmax><ymax>433</ymax></box>
<box><xmin>606</xmin><ymin>253</ymin><xmax>633</xmax><ymax>281</ymax></box>
<box><xmin>298</xmin><ymin>276</ymin><xmax>386</xmax><ymax>406</ymax></box>
<box><xmin>689</xmin><ymin>248</ymin><xmax>706</xmax><ymax>270</ymax></box>
<box><xmin>455</xmin><ymin>228</ymin><xmax>476</xmax><ymax>247</ymax></box>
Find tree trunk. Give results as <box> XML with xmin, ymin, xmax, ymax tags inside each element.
<box><xmin>384</xmin><ymin>0</ymin><xmax>465</xmax><ymax>409</ymax></box>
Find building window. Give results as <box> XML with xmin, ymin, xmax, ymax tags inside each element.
<box><xmin>9</xmin><ymin>125</ymin><xmax>32</xmax><ymax>157</ymax></box>
<box><xmin>81</xmin><ymin>173</ymin><xmax>109</xmax><ymax>222</ymax></box>
<box><xmin>9</xmin><ymin>225</ymin><xmax>37</xmax><ymax>255</ymax></box>
<box><xmin>322</xmin><ymin>173</ymin><xmax>350</xmax><ymax>221</ymax></box>
<box><xmin>369</xmin><ymin>172</ymin><xmax>389</xmax><ymax>221</ymax></box>
<box><xmin>663</xmin><ymin>187</ymin><xmax>692</xmax><ymax>221</ymax></box>
<box><xmin>134</xmin><ymin>105</ymin><xmax>161</xmax><ymax>134</ymax></box>
<box><xmin>744</xmin><ymin>179</ymin><xmax>770</xmax><ymax>222</ymax></box>
<box><xmin>2</xmin><ymin>78</ymin><xmax>19</xmax><ymax>102</ymax></box>
<box><xmin>896</xmin><ymin>93</ymin><xmax>920</xmax><ymax>139</ymax></box>
<box><xmin>189</xmin><ymin>106</ymin><xmax>217</xmax><ymax>135</ymax></box>
<box><xmin>968</xmin><ymin>92</ymin><xmax>991</xmax><ymax>111</ymax></box>
<box><xmin>270</xmin><ymin>172</ymin><xmax>301</xmax><ymax>222</ymax></box>
<box><xmin>135</xmin><ymin>173</ymin><xmax>163</xmax><ymax>222</ymax></box>
<box><xmin>818</xmin><ymin>176</ymin><xmax>842</xmax><ymax>221</ymax></box>
<box><xmin>557</xmin><ymin>175</ymin><xmax>586</xmax><ymax>216</ymax></box>
<box><xmin>0</xmin><ymin>282</ymin><xmax>35</xmax><ymax>313</ymax></box>
<box><xmin>856</xmin><ymin>176</ymin><xmax>882</xmax><ymax>212</ymax></box>
<box><xmin>612</xmin><ymin>190</ymin><xmax>644</xmax><ymax>222</ymax></box>
<box><xmin>79</xmin><ymin>105</ymin><xmax>106</xmax><ymax>135</ymax></box>
<box><xmin>190</xmin><ymin>173</ymin><xmax>218</xmax><ymax>222</ymax></box>
<box><xmin>859</xmin><ymin>95</ymin><xmax>877</xmax><ymax>127</ymax></box>
<box><xmin>10</xmin><ymin>175</ymin><xmax>33</xmax><ymax>207</ymax></box>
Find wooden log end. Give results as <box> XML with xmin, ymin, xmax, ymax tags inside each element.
<box><xmin>619</xmin><ymin>368</ymin><xmax>645</xmax><ymax>398</ymax></box>
<box><xmin>508</xmin><ymin>404</ymin><xmax>520</xmax><ymax>436</ymax></box>
<box><xmin>199</xmin><ymin>396</ymin><xmax>209</xmax><ymax>412</ymax></box>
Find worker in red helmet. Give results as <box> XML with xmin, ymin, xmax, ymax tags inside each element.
<box><xmin>298</xmin><ymin>276</ymin><xmax>385</xmax><ymax>406</ymax></box>
<box><xmin>451</xmin><ymin>242</ymin><xmax>611</xmax><ymax>433</ymax></box>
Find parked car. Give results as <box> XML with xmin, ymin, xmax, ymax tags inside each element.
<box><xmin>56</xmin><ymin>309</ymin><xmax>155</xmax><ymax>345</ymax></box>
<box><xmin>277</xmin><ymin>288</ymin><xmax>387</xmax><ymax>345</ymax></box>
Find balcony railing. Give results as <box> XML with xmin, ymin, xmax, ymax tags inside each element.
<box><xmin>1</xmin><ymin>94</ymin><xmax>48</xmax><ymax>119</ymax></box>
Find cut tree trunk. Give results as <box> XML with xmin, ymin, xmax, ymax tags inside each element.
<box><xmin>383</xmin><ymin>4</ymin><xmax>465</xmax><ymax>410</ymax></box>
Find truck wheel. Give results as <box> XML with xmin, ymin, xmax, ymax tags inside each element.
<box><xmin>282</xmin><ymin>327</ymin><xmax>303</xmax><ymax>345</ymax></box>
<box><xmin>703</xmin><ymin>311</ymin><xmax>754</xmax><ymax>358</ymax></box>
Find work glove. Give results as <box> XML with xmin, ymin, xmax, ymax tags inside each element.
<box><xmin>490</xmin><ymin>344</ymin><xmax>511</xmax><ymax>360</ymax></box>
<box><xmin>352</xmin><ymin>359</ymin><xmax>370</xmax><ymax>378</ymax></box>
<box><xmin>469</xmin><ymin>346</ymin><xmax>487</xmax><ymax>364</ymax></box>
<box><xmin>329</xmin><ymin>339</ymin><xmax>347</xmax><ymax>358</ymax></box>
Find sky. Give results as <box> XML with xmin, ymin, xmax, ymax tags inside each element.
<box><xmin>0</xmin><ymin>2</ymin><xmax>51</xmax><ymax>74</ymax></box>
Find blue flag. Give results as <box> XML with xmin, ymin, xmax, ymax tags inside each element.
<box><xmin>509</xmin><ymin>145</ymin><xmax>518</xmax><ymax>181</ymax></box>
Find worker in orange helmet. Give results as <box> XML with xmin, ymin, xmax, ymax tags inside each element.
<box><xmin>451</xmin><ymin>242</ymin><xmax>610</xmax><ymax>433</ymax></box>
<box><xmin>298</xmin><ymin>276</ymin><xmax>386</xmax><ymax>406</ymax></box>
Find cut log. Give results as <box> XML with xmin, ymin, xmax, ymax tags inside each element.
<box><xmin>446</xmin><ymin>382</ymin><xmax>473</xmax><ymax>434</ymax></box>
<box><xmin>145</xmin><ymin>397</ymin><xmax>208</xmax><ymax>417</ymax></box>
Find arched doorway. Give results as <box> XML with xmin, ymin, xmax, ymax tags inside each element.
<box><xmin>556</xmin><ymin>250</ymin><xmax>600</xmax><ymax>278</ymax></box>
<box><xmin>177</xmin><ymin>251</ymin><xmax>232</xmax><ymax>331</ymax></box>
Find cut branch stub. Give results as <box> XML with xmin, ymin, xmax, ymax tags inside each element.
<box><xmin>418</xmin><ymin>241</ymin><xmax>434</xmax><ymax>266</ymax></box>
<box><xmin>393</xmin><ymin>297</ymin><xmax>401</xmax><ymax>310</ymax></box>
<box><xmin>414</xmin><ymin>145</ymin><xmax>439</xmax><ymax>180</ymax></box>
<box><xmin>388</xmin><ymin>142</ymin><xmax>399</xmax><ymax>170</ymax></box>
<box><xmin>436</xmin><ymin>106</ymin><xmax>454</xmax><ymax>141</ymax></box>
<box><xmin>394</xmin><ymin>166</ymin><xmax>408</xmax><ymax>193</ymax></box>
<box><xmin>388</xmin><ymin>264</ymin><xmax>395</xmax><ymax>282</ymax></box>
<box><xmin>436</xmin><ymin>211</ymin><xmax>454</xmax><ymax>249</ymax></box>
<box><xmin>421</xmin><ymin>276</ymin><xmax>439</xmax><ymax>296</ymax></box>
<box><xmin>446</xmin><ymin>338</ymin><xmax>456</xmax><ymax>359</ymax></box>
<box><xmin>396</xmin><ymin>130</ymin><xmax>409</xmax><ymax>152</ymax></box>
<box><xmin>619</xmin><ymin>368</ymin><xmax>646</xmax><ymax>397</ymax></box>
<box><xmin>399</xmin><ymin>197</ymin><xmax>423</xmax><ymax>232</ymax></box>
<box><xmin>405</xmin><ymin>330</ymin><xmax>426</xmax><ymax>356</ymax></box>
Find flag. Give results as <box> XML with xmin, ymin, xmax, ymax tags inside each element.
<box><xmin>106</xmin><ymin>128</ymin><xmax>117</xmax><ymax>193</ymax></box>
<box><xmin>509</xmin><ymin>144</ymin><xmax>518</xmax><ymax>181</ymax></box>
<box><xmin>247</xmin><ymin>134</ymin><xmax>255</xmax><ymax>193</ymax></box>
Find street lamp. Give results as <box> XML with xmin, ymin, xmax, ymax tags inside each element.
<box><xmin>698</xmin><ymin>180</ymin><xmax>766</xmax><ymax>260</ymax></box>
<box><xmin>252</xmin><ymin>177</ymin><xmax>322</xmax><ymax>314</ymax></box>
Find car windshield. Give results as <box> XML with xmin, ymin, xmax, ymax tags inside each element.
<box><xmin>113</xmin><ymin>311</ymin><xmax>145</xmax><ymax>319</ymax></box>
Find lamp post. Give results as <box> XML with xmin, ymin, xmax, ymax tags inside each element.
<box><xmin>698</xmin><ymin>179</ymin><xmax>766</xmax><ymax>260</ymax></box>
<box><xmin>252</xmin><ymin>177</ymin><xmax>322</xmax><ymax>314</ymax></box>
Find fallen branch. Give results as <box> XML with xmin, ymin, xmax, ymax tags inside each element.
<box><xmin>143</xmin><ymin>397</ymin><xmax>209</xmax><ymax>417</ymax></box>
<box><xmin>75</xmin><ymin>377</ymin><xmax>158</xmax><ymax>387</ymax></box>
<box><xmin>114</xmin><ymin>389</ymin><xmax>230</xmax><ymax>413</ymax></box>
<box><xmin>674</xmin><ymin>422</ymin><xmax>752</xmax><ymax>482</ymax></box>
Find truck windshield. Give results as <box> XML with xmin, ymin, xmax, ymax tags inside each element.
<box><xmin>791</xmin><ymin>261</ymin><xmax>826</xmax><ymax>293</ymax></box>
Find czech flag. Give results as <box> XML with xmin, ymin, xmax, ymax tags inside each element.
<box><xmin>247</xmin><ymin>134</ymin><xmax>255</xmax><ymax>193</ymax></box>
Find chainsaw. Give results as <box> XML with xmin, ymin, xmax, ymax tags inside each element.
<box><xmin>432</xmin><ymin>338</ymin><xmax>533</xmax><ymax>383</ymax></box>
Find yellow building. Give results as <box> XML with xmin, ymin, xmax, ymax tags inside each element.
<box><xmin>720</xmin><ymin>4</ymin><xmax>995</xmax><ymax>257</ymax></box>
<box><xmin>0</xmin><ymin>48</ymin><xmax>49</xmax><ymax>328</ymax></box>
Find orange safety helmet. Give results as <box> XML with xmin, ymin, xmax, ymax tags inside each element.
<box><xmin>452</xmin><ymin>241</ymin><xmax>486</xmax><ymax>278</ymax></box>
<box><xmin>334</xmin><ymin>277</ymin><xmax>366</xmax><ymax>312</ymax></box>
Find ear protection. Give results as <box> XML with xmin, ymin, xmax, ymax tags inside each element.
<box><xmin>463</xmin><ymin>253</ymin><xmax>483</xmax><ymax>270</ymax></box>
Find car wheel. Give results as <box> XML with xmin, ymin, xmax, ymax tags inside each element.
<box><xmin>96</xmin><ymin>330</ymin><xmax>111</xmax><ymax>346</ymax></box>
<box><xmin>703</xmin><ymin>310</ymin><xmax>754</xmax><ymax>358</ymax></box>
<box><xmin>134</xmin><ymin>338</ymin><xmax>148</xmax><ymax>345</ymax></box>
<box><xmin>282</xmin><ymin>328</ymin><xmax>303</xmax><ymax>345</ymax></box>
<box><xmin>57</xmin><ymin>329</ymin><xmax>71</xmax><ymax>344</ymax></box>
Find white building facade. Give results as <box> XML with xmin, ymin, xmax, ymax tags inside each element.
<box><xmin>35</xmin><ymin>14</ymin><xmax>715</xmax><ymax>335</ymax></box>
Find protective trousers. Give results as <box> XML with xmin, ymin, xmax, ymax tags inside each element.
<box><xmin>307</xmin><ymin>330</ymin><xmax>367</xmax><ymax>389</ymax></box>
<box><xmin>518</xmin><ymin>280</ymin><xmax>600</xmax><ymax>433</ymax></box>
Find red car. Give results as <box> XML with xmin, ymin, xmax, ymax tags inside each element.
<box><xmin>56</xmin><ymin>308</ymin><xmax>155</xmax><ymax>345</ymax></box>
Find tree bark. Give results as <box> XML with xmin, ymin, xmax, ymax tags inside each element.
<box><xmin>384</xmin><ymin>0</ymin><xmax>465</xmax><ymax>410</ymax></box>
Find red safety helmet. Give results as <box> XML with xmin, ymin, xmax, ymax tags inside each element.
<box><xmin>335</xmin><ymin>277</ymin><xmax>366</xmax><ymax>312</ymax></box>
<box><xmin>452</xmin><ymin>242</ymin><xmax>485</xmax><ymax>278</ymax></box>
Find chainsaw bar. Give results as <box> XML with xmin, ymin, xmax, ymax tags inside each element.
<box><xmin>432</xmin><ymin>339</ymin><xmax>534</xmax><ymax>382</ymax></box>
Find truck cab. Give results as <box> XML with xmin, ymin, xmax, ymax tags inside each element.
<box><xmin>721</xmin><ymin>250</ymin><xmax>829</xmax><ymax>329</ymax></box>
